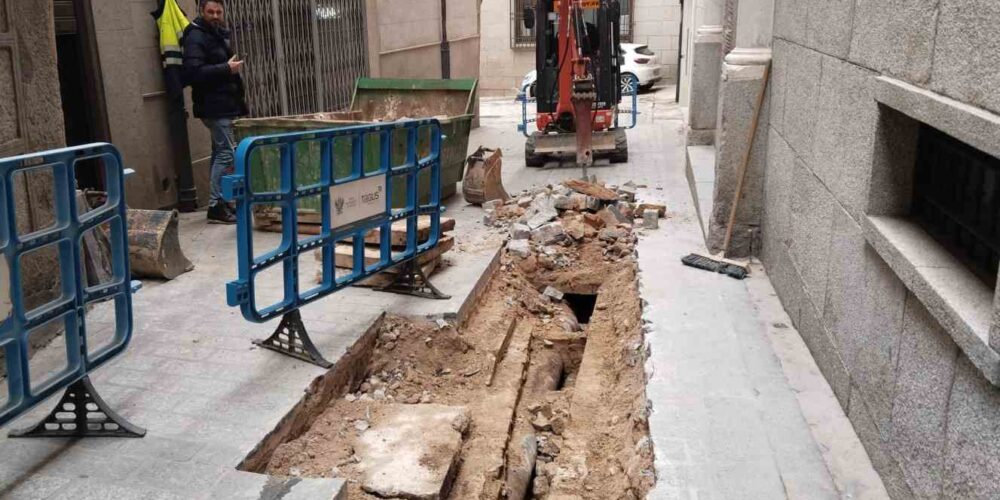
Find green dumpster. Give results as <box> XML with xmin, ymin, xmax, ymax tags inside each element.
<box><xmin>235</xmin><ymin>78</ymin><xmax>477</xmax><ymax>211</ymax></box>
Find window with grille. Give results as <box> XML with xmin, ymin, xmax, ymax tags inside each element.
<box><xmin>619</xmin><ymin>0</ymin><xmax>633</xmax><ymax>43</ymax></box>
<box><xmin>510</xmin><ymin>0</ymin><xmax>633</xmax><ymax>49</ymax></box>
<box><xmin>511</xmin><ymin>0</ymin><xmax>534</xmax><ymax>48</ymax></box>
<box><xmin>912</xmin><ymin>124</ymin><xmax>1000</xmax><ymax>287</ymax></box>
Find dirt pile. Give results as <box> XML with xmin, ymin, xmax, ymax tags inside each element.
<box><xmin>258</xmin><ymin>179</ymin><xmax>658</xmax><ymax>499</ymax></box>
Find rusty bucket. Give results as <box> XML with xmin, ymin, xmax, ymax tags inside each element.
<box><xmin>127</xmin><ymin>209</ymin><xmax>194</xmax><ymax>280</ymax></box>
<box><xmin>462</xmin><ymin>147</ymin><xmax>510</xmax><ymax>205</ymax></box>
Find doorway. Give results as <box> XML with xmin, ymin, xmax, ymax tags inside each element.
<box><xmin>53</xmin><ymin>0</ymin><xmax>109</xmax><ymax>190</ymax></box>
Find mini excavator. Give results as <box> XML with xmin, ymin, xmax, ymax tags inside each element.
<box><xmin>521</xmin><ymin>0</ymin><xmax>632</xmax><ymax>177</ymax></box>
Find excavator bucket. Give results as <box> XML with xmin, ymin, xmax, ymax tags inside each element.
<box><xmin>462</xmin><ymin>147</ymin><xmax>510</xmax><ymax>205</ymax></box>
<box><xmin>126</xmin><ymin>209</ymin><xmax>194</xmax><ymax>280</ymax></box>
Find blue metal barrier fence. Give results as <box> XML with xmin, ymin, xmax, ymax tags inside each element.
<box><xmin>223</xmin><ymin>119</ymin><xmax>446</xmax><ymax>366</ymax></box>
<box><xmin>0</xmin><ymin>143</ymin><xmax>143</xmax><ymax>437</ymax></box>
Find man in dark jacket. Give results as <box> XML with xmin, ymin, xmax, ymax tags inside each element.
<box><xmin>182</xmin><ymin>0</ymin><xmax>247</xmax><ymax>223</ymax></box>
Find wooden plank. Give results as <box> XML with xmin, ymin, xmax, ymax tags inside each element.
<box><xmin>261</xmin><ymin>216</ymin><xmax>455</xmax><ymax>247</ymax></box>
<box><xmin>313</xmin><ymin>258</ymin><xmax>441</xmax><ymax>286</ymax></box>
<box><xmin>332</xmin><ymin>235</ymin><xmax>454</xmax><ymax>269</ymax></box>
<box><xmin>355</xmin><ymin>258</ymin><xmax>440</xmax><ymax>287</ymax></box>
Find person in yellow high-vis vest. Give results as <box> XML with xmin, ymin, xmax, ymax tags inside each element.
<box><xmin>153</xmin><ymin>0</ymin><xmax>188</xmax><ymax>69</ymax></box>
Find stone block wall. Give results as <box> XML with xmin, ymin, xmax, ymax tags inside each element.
<box><xmin>764</xmin><ymin>1</ymin><xmax>1000</xmax><ymax>498</ymax></box>
<box><xmin>0</xmin><ymin>0</ymin><xmax>69</xmax><ymax>375</ymax></box>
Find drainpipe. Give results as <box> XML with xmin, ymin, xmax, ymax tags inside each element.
<box><xmin>675</xmin><ymin>0</ymin><xmax>683</xmax><ymax>103</ymax></box>
<box><xmin>440</xmin><ymin>0</ymin><xmax>451</xmax><ymax>79</ymax></box>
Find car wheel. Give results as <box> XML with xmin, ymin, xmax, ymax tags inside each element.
<box><xmin>621</xmin><ymin>73</ymin><xmax>638</xmax><ymax>96</ymax></box>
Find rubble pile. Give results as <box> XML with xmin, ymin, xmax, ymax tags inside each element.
<box><xmin>479</xmin><ymin>178</ymin><xmax>666</xmax><ymax>267</ymax></box>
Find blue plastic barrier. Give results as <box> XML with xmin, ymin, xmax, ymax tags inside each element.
<box><xmin>222</xmin><ymin>119</ymin><xmax>446</xmax><ymax>366</ymax></box>
<box><xmin>0</xmin><ymin>143</ymin><xmax>143</xmax><ymax>437</ymax></box>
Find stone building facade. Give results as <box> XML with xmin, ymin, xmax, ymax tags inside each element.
<box><xmin>685</xmin><ymin>0</ymin><xmax>1000</xmax><ymax>497</ymax></box>
<box><xmin>1</xmin><ymin>0</ymin><xmax>67</xmax><ymax>311</ymax></box>
<box><xmin>479</xmin><ymin>0</ymin><xmax>681</xmax><ymax>96</ymax></box>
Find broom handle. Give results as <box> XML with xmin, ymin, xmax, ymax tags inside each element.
<box><xmin>722</xmin><ymin>62</ymin><xmax>771</xmax><ymax>257</ymax></box>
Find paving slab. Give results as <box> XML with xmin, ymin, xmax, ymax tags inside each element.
<box><xmin>358</xmin><ymin>404</ymin><xmax>469</xmax><ymax>500</ymax></box>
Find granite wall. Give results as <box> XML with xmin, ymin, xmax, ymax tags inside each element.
<box><xmin>763</xmin><ymin>1</ymin><xmax>1000</xmax><ymax>497</ymax></box>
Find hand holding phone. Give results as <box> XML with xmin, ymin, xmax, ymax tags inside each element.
<box><xmin>228</xmin><ymin>55</ymin><xmax>244</xmax><ymax>74</ymax></box>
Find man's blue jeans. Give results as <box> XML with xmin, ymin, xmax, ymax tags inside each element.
<box><xmin>202</xmin><ymin>118</ymin><xmax>235</xmax><ymax>207</ymax></box>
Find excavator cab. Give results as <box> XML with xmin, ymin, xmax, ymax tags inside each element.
<box><xmin>522</xmin><ymin>0</ymin><xmax>631</xmax><ymax>170</ymax></box>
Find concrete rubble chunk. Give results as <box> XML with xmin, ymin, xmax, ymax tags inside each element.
<box><xmin>608</xmin><ymin>204</ymin><xmax>631</xmax><ymax>224</ymax></box>
<box><xmin>359</xmin><ymin>404</ymin><xmax>469</xmax><ymax>500</ymax></box>
<box><xmin>483</xmin><ymin>199</ymin><xmax>504</xmax><ymax>211</ymax></box>
<box><xmin>596</xmin><ymin>207</ymin><xmax>629</xmax><ymax>228</ymax></box>
<box><xmin>636</xmin><ymin>202</ymin><xmax>666</xmax><ymax>217</ymax></box>
<box><xmin>619</xmin><ymin>181</ymin><xmax>638</xmax><ymax>202</ymax></box>
<box><xmin>583</xmin><ymin>213</ymin><xmax>605</xmax><ymax>229</ymax></box>
<box><xmin>524</xmin><ymin>195</ymin><xmax>559</xmax><ymax>230</ymax></box>
<box><xmin>642</xmin><ymin>210</ymin><xmax>659</xmax><ymax>230</ymax></box>
<box><xmin>554</xmin><ymin>193</ymin><xmax>587</xmax><ymax>211</ymax></box>
<box><xmin>508</xmin><ymin>239</ymin><xmax>532</xmax><ymax>259</ymax></box>
<box><xmin>562</xmin><ymin>218</ymin><xmax>588</xmax><ymax>241</ymax></box>
<box><xmin>599</xmin><ymin>228</ymin><xmax>626</xmax><ymax>242</ymax></box>
<box><xmin>531</xmin><ymin>222</ymin><xmax>568</xmax><ymax>245</ymax></box>
<box><xmin>511</xmin><ymin>223</ymin><xmax>531</xmax><ymax>240</ymax></box>
<box><xmin>543</xmin><ymin>286</ymin><xmax>564</xmax><ymax>303</ymax></box>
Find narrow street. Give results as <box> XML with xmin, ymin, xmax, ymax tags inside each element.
<box><xmin>0</xmin><ymin>88</ymin><xmax>887</xmax><ymax>499</ymax></box>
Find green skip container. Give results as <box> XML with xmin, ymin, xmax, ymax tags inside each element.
<box><xmin>234</xmin><ymin>77</ymin><xmax>478</xmax><ymax>211</ymax></box>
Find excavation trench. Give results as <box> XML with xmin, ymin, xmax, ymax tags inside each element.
<box><xmin>239</xmin><ymin>213</ymin><xmax>654</xmax><ymax>499</ymax></box>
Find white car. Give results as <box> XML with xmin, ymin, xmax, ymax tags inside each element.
<box><xmin>519</xmin><ymin>43</ymin><xmax>664</xmax><ymax>98</ymax></box>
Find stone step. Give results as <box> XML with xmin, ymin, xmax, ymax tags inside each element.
<box><xmin>685</xmin><ymin>145</ymin><xmax>716</xmax><ymax>245</ymax></box>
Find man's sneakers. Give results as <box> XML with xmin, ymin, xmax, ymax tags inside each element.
<box><xmin>207</xmin><ymin>203</ymin><xmax>237</xmax><ymax>224</ymax></box>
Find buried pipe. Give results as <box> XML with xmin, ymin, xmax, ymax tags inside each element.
<box><xmin>505</xmin><ymin>346</ymin><xmax>564</xmax><ymax>500</ymax></box>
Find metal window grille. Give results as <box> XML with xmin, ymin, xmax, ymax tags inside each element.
<box><xmin>619</xmin><ymin>0</ymin><xmax>633</xmax><ymax>43</ymax></box>
<box><xmin>912</xmin><ymin>124</ymin><xmax>1000</xmax><ymax>288</ymax></box>
<box><xmin>225</xmin><ymin>0</ymin><xmax>369</xmax><ymax>117</ymax></box>
<box><xmin>511</xmin><ymin>0</ymin><xmax>536</xmax><ymax>48</ymax></box>
<box><xmin>510</xmin><ymin>0</ymin><xmax>633</xmax><ymax>49</ymax></box>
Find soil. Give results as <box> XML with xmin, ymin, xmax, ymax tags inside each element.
<box><xmin>260</xmin><ymin>199</ymin><xmax>655</xmax><ymax>499</ymax></box>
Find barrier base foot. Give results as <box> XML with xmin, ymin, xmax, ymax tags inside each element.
<box><xmin>9</xmin><ymin>376</ymin><xmax>146</xmax><ymax>438</ymax></box>
<box><xmin>376</xmin><ymin>260</ymin><xmax>451</xmax><ymax>300</ymax></box>
<box><xmin>254</xmin><ymin>309</ymin><xmax>334</xmax><ymax>368</ymax></box>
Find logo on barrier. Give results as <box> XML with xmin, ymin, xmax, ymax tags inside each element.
<box><xmin>330</xmin><ymin>176</ymin><xmax>386</xmax><ymax>229</ymax></box>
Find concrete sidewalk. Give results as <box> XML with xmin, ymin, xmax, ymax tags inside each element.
<box><xmin>476</xmin><ymin>88</ymin><xmax>889</xmax><ymax>499</ymax></box>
